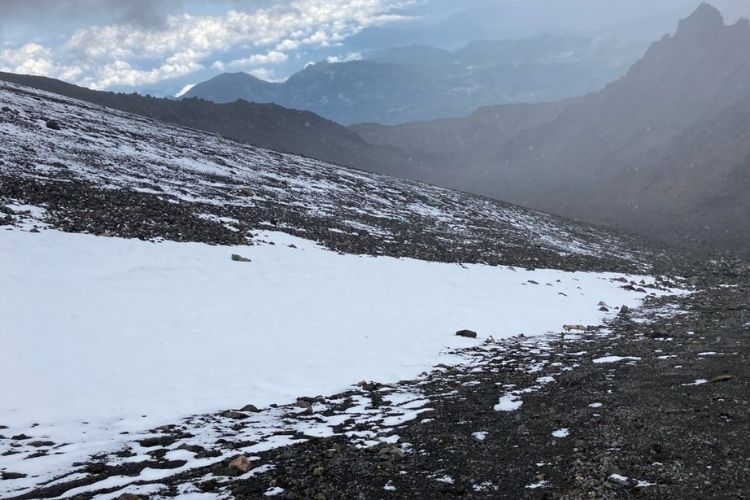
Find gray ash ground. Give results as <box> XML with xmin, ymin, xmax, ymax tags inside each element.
<box><xmin>2</xmin><ymin>81</ymin><xmax>749</xmax><ymax>499</ymax></box>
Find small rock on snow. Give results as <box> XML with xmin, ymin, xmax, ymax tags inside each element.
<box><xmin>229</xmin><ymin>455</ymin><xmax>253</xmax><ymax>474</ymax></box>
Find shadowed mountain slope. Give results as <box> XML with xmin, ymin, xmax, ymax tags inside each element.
<box><xmin>352</xmin><ymin>3</ymin><xmax>750</xmax><ymax>253</ymax></box>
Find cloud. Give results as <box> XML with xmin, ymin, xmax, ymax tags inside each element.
<box><xmin>0</xmin><ymin>0</ymin><xmax>183</xmax><ymax>30</ymax></box>
<box><xmin>0</xmin><ymin>43</ymin><xmax>83</xmax><ymax>81</ymax></box>
<box><xmin>247</xmin><ymin>67</ymin><xmax>279</xmax><ymax>81</ymax></box>
<box><xmin>326</xmin><ymin>52</ymin><xmax>363</xmax><ymax>63</ymax></box>
<box><xmin>212</xmin><ymin>50</ymin><xmax>289</xmax><ymax>72</ymax></box>
<box><xmin>0</xmin><ymin>0</ymin><xmax>413</xmax><ymax>90</ymax></box>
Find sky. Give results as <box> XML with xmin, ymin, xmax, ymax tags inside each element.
<box><xmin>1</xmin><ymin>0</ymin><xmax>749</xmax><ymax>96</ymax></box>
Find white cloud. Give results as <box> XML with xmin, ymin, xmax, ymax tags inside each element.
<box><xmin>212</xmin><ymin>50</ymin><xmax>288</xmax><ymax>72</ymax></box>
<box><xmin>326</xmin><ymin>52</ymin><xmax>363</xmax><ymax>63</ymax></box>
<box><xmin>0</xmin><ymin>43</ymin><xmax>55</xmax><ymax>75</ymax></box>
<box><xmin>7</xmin><ymin>0</ymin><xmax>413</xmax><ymax>89</ymax></box>
<box><xmin>0</xmin><ymin>43</ymin><xmax>83</xmax><ymax>81</ymax></box>
<box><xmin>78</xmin><ymin>54</ymin><xmax>205</xmax><ymax>90</ymax></box>
<box><xmin>275</xmin><ymin>39</ymin><xmax>301</xmax><ymax>51</ymax></box>
<box><xmin>247</xmin><ymin>67</ymin><xmax>280</xmax><ymax>81</ymax></box>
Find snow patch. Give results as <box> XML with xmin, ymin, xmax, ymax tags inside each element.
<box><xmin>552</xmin><ymin>428</ymin><xmax>570</xmax><ymax>438</ymax></box>
<box><xmin>472</xmin><ymin>431</ymin><xmax>488</xmax><ymax>441</ymax></box>
<box><xmin>593</xmin><ymin>356</ymin><xmax>641</xmax><ymax>364</ymax></box>
<box><xmin>494</xmin><ymin>394</ymin><xmax>523</xmax><ymax>412</ymax></box>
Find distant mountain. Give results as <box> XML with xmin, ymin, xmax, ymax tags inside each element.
<box><xmin>0</xmin><ymin>72</ymin><xmax>414</xmax><ymax>176</ymax></box>
<box><xmin>351</xmin><ymin>101</ymin><xmax>567</xmax><ymax>174</ymax></box>
<box><xmin>351</xmin><ymin>3</ymin><xmax>750</xmax><ymax>252</ymax></box>
<box><xmin>184</xmin><ymin>34</ymin><xmax>646</xmax><ymax>125</ymax></box>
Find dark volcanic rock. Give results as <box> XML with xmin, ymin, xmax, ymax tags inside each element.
<box><xmin>455</xmin><ymin>329</ymin><xmax>478</xmax><ymax>339</ymax></box>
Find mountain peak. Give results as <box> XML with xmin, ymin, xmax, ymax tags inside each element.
<box><xmin>676</xmin><ymin>3</ymin><xmax>724</xmax><ymax>37</ymax></box>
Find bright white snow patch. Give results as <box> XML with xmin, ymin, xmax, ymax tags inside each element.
<box><xmin>593</xmin><ymin>356</ymin><xmax>642</xmax><ymax>364</ymax></box>
<box><xmin>175</xmin><ymin>83</ymin><xmax>196</xmax><ymax>98</ymax></box>
<box><xmin>526</xmin><ymin>480</ymin><xmax>549</xmax><ymax>489</ymax></box>
<box><xmin>683</xmin><ymin>379</ymin><xmax>709</xmax><ymax>386</ymax></box>
<box><xmin>435</xmin><ymin>475</ymin><xmax>454</xmax><ymax>484</ymax></box>
<box><xmin>552</xmin><ymin>428</ymin><xmax>570</xmax><ymax>438</ymax></box>
<box><xmin>494</xmin><ymin>394</ymin><xmax>524</xmax><ymax>412</ymax></box>
<box><xmin>589</xmin><ymin>402</ymin><xmax>604</xmax><ymax>408</ymax></box>
<box><xmin>0</xmin><ymin>229</ymin><xmax>661</xmax><ymax>491</ymax></box>
<box><xmin>472</xmin><ymin>431</ymin><xmax>488</xmax><ymax>441</ymax></box>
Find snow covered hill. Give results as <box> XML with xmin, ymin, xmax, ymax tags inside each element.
<box><xmin>0</xmin><ymin>82</ymin><xmax>679</xmax><ymax>498</ymax></box>
<box><xmin>0</xmin><ymin>81</ymin><xmax>650</xmax><ymax>272</ymax></box>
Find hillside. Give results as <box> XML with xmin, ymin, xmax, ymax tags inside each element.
<box><xmin>0</xmin><ymin>79</ymin><xmax>682</xmax><ymax>497</ymax></box>
<box><xmin>351</xmin><ymin>101</ymin><xmax>567</xmax><ymax>176</ymax></box>
<box><xmin>0</xmin><ymin>72</ymin><xmax>414</xmax><ymax>177</ymax></box>
<box><xmin>350</xmin><ymin>4</ymin><xmax>750</xmax><ymax>253</ymax></box>
<box><xmin>2</xmin><ymin>71</ymin><xmax>749</xmax><ymax>500</ymax></box>
<box><xmin>184</xmin><ymin>34</ymin><xmax>644</xmax><ymax>125</ymax></box>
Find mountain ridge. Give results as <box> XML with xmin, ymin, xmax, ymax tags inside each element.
<box><xmin>184</xmin><ymin>34</ymin><xmax>645</xmax><ymax>125</ymax></box>
<box><xmin>351</xmin><ymin>3</ymin><xmax>750</xmax><ymax>253</ymax></box>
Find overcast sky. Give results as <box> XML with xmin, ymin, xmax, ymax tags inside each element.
<box><xmin>1</xmin><ymin>0</ymin><xmax>748</xmax><ymax>96</ymax></box>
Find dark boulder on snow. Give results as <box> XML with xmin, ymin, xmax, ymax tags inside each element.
<box><xmin>220</xmin><ymin>410</ymin><xmax>249</xmax><ymax>420</ymax></box>
<box><xmin>456</xmin><ymin>330</ymin><xmax>478</xmax><ymax>339</ymax></box>
<box><xmin>231</xmin><ymin>254</ymin><xmax>251</xmax><ymax>262</ymax></box>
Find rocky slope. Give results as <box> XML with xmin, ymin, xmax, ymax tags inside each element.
<box><xmin>0</xmin><ymin>80</ymin><xmax>658</xmax><ymax>272</ymax></box>
<box><xmin>0</xmin><ymin>72</ymin><xmax>414</xmax><ymax>178</ymax></box>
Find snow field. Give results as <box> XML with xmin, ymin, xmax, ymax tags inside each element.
<box><xmin>1</xmin><ymin>227</ymin><xmax>661</xmax><ymax>492</ymax></box>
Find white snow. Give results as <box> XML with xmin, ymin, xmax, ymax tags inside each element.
<box><xmin>175</xmin><ymin>83</ymin><xmax>196</xmax><ymax>98</ymax></box>
<box><xmin>592</xmin><ymin>356</ymin><xmax>642</xmax><ymax>364</ymax></box>
<box><xmin>552</xmin><ymin>428</ymin><xmax>570</xmax><ymax>438</ymax></box>
<box><xmin>472</xmin><ymin>431</ymin><xmax>488</xmax><ymax>441</ymax></box>
<box><xmin>589</xmin><ymin>402</ymin><xmax>604</xmax><ymax>408</ymax></box>
<box><xmin>472</xmin><ymin>481</ymin><xmax>494</xmax><ymax>492</ymax></box>
<box><xmin>494</xmin><ymin>394</ymin><xmax>524</xmax><ymax>412</ymax></box>
<box><xmin>0</xmin><ymin>228</ymin><xmax>668</xmax><ymax>495</ymax></box>
<box><xmin>526</xmin><ymin>480</ymin><xmax>549</xmax><ymax>489</ymax></box>
<box><xmin>683</xmin><ymin>379</ymin><xmax>708</xmax><ymax>386</ymax></box>
<box><xmin>610</xmin><ymin>474</ymin><xmax>629</xmax><ymax>483</ymax></box>
<box><xmin>0</xmin><ymin>229</ymin><xmax>654</xmax><ymax>436</ymax></box>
